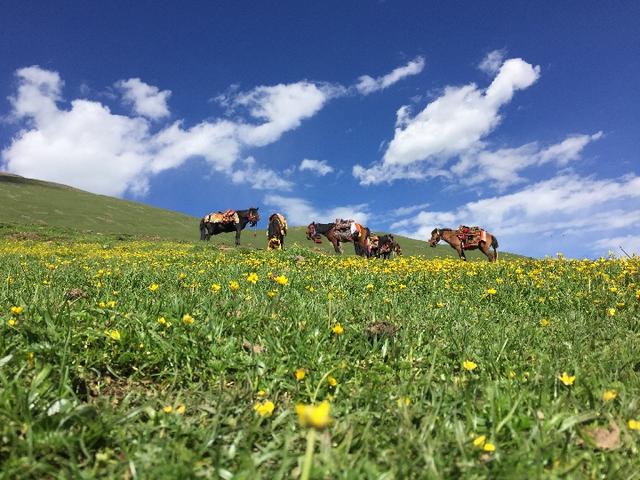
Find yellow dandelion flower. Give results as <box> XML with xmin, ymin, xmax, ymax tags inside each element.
<box><xmin>602</xmin><ymin>390</ymin><xmax>617</xmax><ymax>402</ymax></box>
<box><xmin>366</xmin><ymin>283</ymin><xmax>374</xmax><ymax>290</ymax></box>
<box><xmin>163</xmin><ymin>405</ymin><xmax>173</xmax><ymax>414</ymax></box>
<box><xmin>558</xmin><ymin>371</ymin><xmax>576</xmax><ymax>386</ymax></box>
<box><xmin>178</xmin><ymin>273</ymin><xmax>187</xmax><ymax>280</ymax></box>
<box><xmin>229</xmin><ymin>280</ymin><xmax>240</xmax><ymax>291</ymax></box>
<box><xmin>267</xmin><ymin>290</ymin><xmax>277</xmax><ymax>298</ymax></box>
<box><xmin>628</xmin><ymin>419</ymin><xmax>640</xmax><ymax>430</ymax></box>
<box><xmin>332</xmin><ymin>324</ymin><xmax>344</xmax><ymax>335</ymax></box>
<box><xmin>295</xmin><ymin>368</ymin><xmax>306</xmax><ymax>381</ymax></box>
<box><xmin>10</xmin><ymin>306</ymin><xmax>24</xmax><ymax>315</ymax></box>
<box><xmin>8</xmin><ymin>318</ymin><xmax>17</xmax><ymax>327</ymax></box>
<box><xmin>540</xmin><ymin>318</ymin><xmax>550</xmax><ymax>327</ymax></box>
<box><xmin>327</xmin><ymin>376</ymin><xmax>338</xmax><ymax>387</ymax></box>
<box><xmin>508</xmin><ymin>370</ymin><xmax>517</xmax><ymax>379</ymax></box>
<box><xmin>182</xmin><ymin>313</ymin><xmax>194</xmax><ymax>325</ymax></box>
<box><xmin>486</xmin><ymin>288</ymin><xmax>497</xmax><ymax>295</ymax></box>
<box><xmin>274</xmin><ymin>275</ymin><xmax>288</xmax><ymax>286</ymax></box>
<box><xmin>246</xmin><ymin>272</ymin><xmax>259</xmax><ymax>284</ymax></box>
<box><xmin>483</xmin><ymin>442</ymin><xmax>496</xmax><ymax>452</ymax></box>
<box><xmin>104</xmin><ymin>329</ymin><xmax>121</xmax><ymax>341</ymax></box>
<box><xmin>254</xmin><ymin>400</ymin><xmax>275</xmax><ymax>417</ymax></box>
<box><xmin>158</xmin><ymin>316</ymin><xmax>168</xmax><ymax>326</ymax></box>
<box><xmin>607</xmin><ymin>308</ymin><xmax>616</xmax><ymax>317</ymax></box>
<box><xmin>396</xmin><ymin>396</ymin><xmax>411</xmax><ymax>407</ymax></box>
<box><xmin>176</xmin><ymin>404</ymin><xmax>186</xmax><ymax>415</ymax></box>
<box><xmin>295</xmin><ymin>401</ymin><xmax>332</xmax><ymax>430</ymax></box>
<box><xmin>257</xmin><ymin>389</ymin><xmax>267</xmax><ymax>397</ymax></box>
<box><xmin>148</xmin><ymin>283</ymin><xmax>159</xmax><ymax>292</ymax></box>
<box><xmin>463</xmin><ymin>360</ymin><xmax>478</xmax><ymax>371</ymax></box>
<box><xmin>473</xmin><ymin>435</ymin><xmax>486</xmax><ymax>447</ymax></box>
<box><xmin>210</xmin><ymin>283</ymin><xmax>221</xmax><ymax>293</ymax></box>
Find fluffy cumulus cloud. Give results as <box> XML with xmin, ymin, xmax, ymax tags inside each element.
<box><xmin>264</xmin><ymin>194</ymin><xmax>370</xmax><ymax>226</ymax></box>
<box><xmin>116</xmin><ymin>78</ymin><xmax>171</xmax><ymax>120</ymax></box>
<box><xmin>391</xmin><ymin>174</ymin><xmax>640</xmax><ymax>257</ymax></box>
<box><xmin>355</xmin><ymin>56</ymin><xmax>425</xmax><ymax>95</ymax></box>
<box><xmin>299</xmin><ymin>159</ymin><xmax>334</xmax><ymax>176</ymax></box>
<box><xmin>1</xmin><ymin>66</ymin><xmax>334</xmax><ymax>196</ymax></box>
<box><xmin>353</xmin><ymin>57</ymin><xmax>541</xmax><ymax>185</ymax></box>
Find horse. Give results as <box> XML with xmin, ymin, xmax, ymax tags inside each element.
<box><xmin>370</xmin><ymin>234</ymin><xmax>402</xmax><ymax>259</ymax></box>
<box><xmin>199</xmin><ymin>208</ymin><xmax>260</xmax><ymax>245</ymax></box>
<box><xmin>429</xmin><ymin>227</ymin><xmax>499</xmax><ymax>262</ymax></box>
<box><xmin>267</xmin><ymin>213</ymin><xmax>288</xmax><ymax>250</ymax></box>
<box><xmin>306</xmin><ymin>221</ymin><xmax>371</xmax><ymax>257</ymax></box>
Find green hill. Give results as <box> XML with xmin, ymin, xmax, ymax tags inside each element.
<box><xmin>0</xmin><ymin>172</ymin><xmax>519</xmax><ymax>259</ymax></box>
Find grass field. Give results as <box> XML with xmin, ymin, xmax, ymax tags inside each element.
<box><xmin>1</xmin><ymin>237</ymin><xmax>639</xmax><ymax>478</ymax></box>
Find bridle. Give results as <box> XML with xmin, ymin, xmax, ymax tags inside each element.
<box><xmin>430</xmin><ymin>229</ymin><xmax>442</xmax><ymax>247</ymax></box>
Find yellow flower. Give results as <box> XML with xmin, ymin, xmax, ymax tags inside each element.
<box><xmin>602</xmin><ymin>390</ymin><xmax>617</xmax><ymax>402</ymax></box>
<box><xmin>254</xmin><ymin>400</ymin><xmax>275</xmax><ymax>417</ymax></box>
<box><xmin>540</xmin><ymin>318</ymin><xmax>550</xmax><ymax>327</ymax></box>
<box><xmin>366</xmin><ymin>283</ymin><xmax>374</xmax><ymax>290</ymax></box>
<box><xmin>104</xmin><ymin>329</ymin><xmax>121</xmax><ymax>341</ymax></box>
<box><xmin>607</xmin><ymin>308</ymin><xmax>616</xmax><ymax>317</ymax></box>
<box><xmin>629</xmin><ymin>419</ymin><xmax>640</xmax><ymax>430</ymax></box>
<box><xmin>332</xmin><ymin>324</ymin><xmax>344</xmax><ymax>335</ymax></box>
<box><xmin>178</xmin><ymin>273</ymin><xmax>187</xmax><ymax>280</ymax></box>
<box><xmin>508</xmin><ymin>370</ymin><xmax>517</xmax><ymax>379</ymax></box>
<box><xmin>163</xmin><ymin>405</ymin><xmax>173</xmax><ymax>414</ymax></box>
<box><xmin>148</xmin><ymin>283</ymin><xmax>159</xmax><ymax>292</ymax></box>
<box><xmin>463</xmin><ymin>360</ymin><xmax>478</xmax><ymax>371</ymax></box>
<box><xmin>486</xmin><ymin>288</ymin><xmax>497</xmax><ymax>295</ymax></box>
<box><xmin>295</xmin><ymin>368</ymin><xmax>306</xmax><ymax>381</ymax></box>
<box><xmin>295</xmin><ymin>401</ymin><xmax>332</xmax><ymax>430</ymax></box>
<box><xmin>274</xmin><ymin>275</ymin><xmax>288</xmax><ymax>286</ymax></box>
<box><xmin>473</xmin><ymin>435</ymin><xmax>486</xmax><ymax>447</ymax></box>
<box><xmin>267</xmin><ymin>290</ymin><xmax>277</xmax><ymax>298</ymax></box>
<box><xmin>483</xmin><ymin>442</ymin><xmax>496</xmax><ymax>452</ymax></box>
<box><xmin>558</xmin><ymin>371</ymin><xmax>576</xmax><ymax>386</ymax></box>
<box><xmin>8</xmin><ymin>318</ymin><xmax>17</xmax><ymax>327</ymax></box>
<box><xmin>176</xmin><ymin>404</ymin><xmax>186</xmax><ymax>415</ymax></box>
<box><xmin>327</xmin><ymin>376</ymin><xmax>338</xmax><ymax>387</ymax></box>
<box><xmin>182</xmin><ymin>313</ymin><xmax>194</xmax><ymax>325</ymax></box>
<box><xmin>229</xmin><ymin>280</ymin><xmax>240</xmax><ymax>291</ymax></box>
<box><xmin>436</xmin><ymin>302</ymin><xmax>446</xmax><ymax>308</ymax></box>
<box><xmin>246</xmin><ymin>272</ymin><xmax>259</xmax><ymax>284</ymax></box>
<box><xmin>10</xmin><ymin>306</ymin><xmax>24</xmax><ymax>315</ymax></box>
<box><xmin>257</xmin><ymin>389</ymin><xmax>267</xmax><ymax>397</ymax></box>
<box><xmin>396</xmin><ymin>396</ymin><xmax>411</xmax><ymax>407</ymax></box>
<box><xmin>210</xmin><ymin>283</ymin><xmax>221</xmax><ymax>293</ymax></box>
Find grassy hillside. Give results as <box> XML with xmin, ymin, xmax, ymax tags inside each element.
<box><xmin>0</xmin><ymin>172</ymin><xmax>518</xmax><ymax>259</ymax></box>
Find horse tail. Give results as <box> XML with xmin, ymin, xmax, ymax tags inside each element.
<box><xmin>491</xmin><ymin>235</ymin><xmax>499</xmax><ymax>260</ymax></box>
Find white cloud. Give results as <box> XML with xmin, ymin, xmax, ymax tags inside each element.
<box><xmin>264</xmin><ymin>194</ymin><xmax>370</xmax><ymax>226</ymax></box>
<box><xmin>1</xmin><ymin>66</ymin><xmax>340</xmax><ymax>196</ymax></box>
<box><xmin>593</xmin><ymin>235</ymin><xmax>640</xmax><ymax>257</ymax></box>
<box><xmin>389</xmin><ymin>202</ymin><xmax>431</xmax><ymax>217</ymax></box>
<box><xmin>452</xmin><ymin>132</ymin><xmax>603</xmax><ymax>188</ymax></box>
<box><xmin>354</xmin><ymin>58</ymin><xmax>541</xmax><ymax>185</ymax></box>
<box><xmin>116</xmin><ymin>78</ymin><xmax>171</xmax><ymax>120</ymax></box>
<box><xmin>356</xmin><ymin>56</ymin><xmax>425</xmax><ymax>95</ymax></box>
<box><xmin>478</xmin><ymin>49</ymin><xmax>506</xmax><ymax>75</ymax></box>
<box><xmin>391</xmin><ymin>174</ymin><xmax>640</xmax><ymax>257</ymax></box>
<box><xmin>299</xmin><ymin>158</ymin><xmax>334</xmax><ymax>176</ymax></box>
<box><xmin>230</xmin><ymin>157</ymin><xmax>292</xmax><ymax>190</ymax></box>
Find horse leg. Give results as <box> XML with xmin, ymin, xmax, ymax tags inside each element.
<box><xmin>456</xmin><ymin>245</ymin><xmax>467</xmax><ymax>261</ymax></box>
<box><xmin>281</xmin><ymin>235</ymin><xmax>285</xmax><ymax>250</ymax></box>
<box><xmin>235</xmin><ymin>225</ymin><xmax>241</xmax><ymax>246</ymax></box>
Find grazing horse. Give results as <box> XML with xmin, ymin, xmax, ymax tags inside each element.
<box><xmin>267</xmin><ymin>213</ymin><xmax>288</xmax><ymax>250</ymax></box>
<box><xmin>429</xmin><ymin>227</ymin><xmax>499</xmax><ymax>262</ymax></box>
<box><xmin>199</xmin><ymin>208</ymin><xmax>260</xmax><ymax>245</ymax></box>
<box><xmin>373</xmin><ymin>234</ymin><xmax>402</xmax><ymax>259</ymax></box>
<box><xmin>306</xmin><ymin>222</ymin><xmax>371</xmax><ymax>257</ymax></box>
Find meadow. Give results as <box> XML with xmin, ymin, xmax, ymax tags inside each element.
<box><xmin>1</xmin><ymin>237</ymin><xmax>639</xmax><ymax>479</ymax></box>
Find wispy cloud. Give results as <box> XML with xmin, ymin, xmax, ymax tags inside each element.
<box><xmin>264</xmin><ymin>194</ymin><xmax>370</xmax><ymax>226</ymax></box>
<box><xmin>355</xmin><ymin>56</ymin><xmax>425</xmax><ymax>95</ymax></box>
<box><xmin>299</xmin><ymin>159</ymin><xmax>334</xmax><ymax>176</ymax></box>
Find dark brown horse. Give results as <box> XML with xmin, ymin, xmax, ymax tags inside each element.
<box><xmin>199</xmin><ymin>208</ymin><xmax>260</xmax><ymax>245</ymax></box>
<box><xmin>429</xmin><ymin>227</ymin><xmax>499</xmax><ymax>262</ymax></box>
<box><xmin>306</xmin><ymin>222</ymin><xmax>371</xmax><ymax>257</ymax></box>
<box><xmin>267</xmin><ymin>213</ymin><xmax>288</xmax><ymax>250</ymax></box>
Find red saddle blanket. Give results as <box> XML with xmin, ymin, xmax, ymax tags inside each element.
<box><xmin>457</xmin><ymin>225</ymin><xmax>487</xmax><ymax>248</ymax></box>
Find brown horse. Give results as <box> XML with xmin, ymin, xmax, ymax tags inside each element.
<box><xmin>306</xmin><ymin>222</ymin><xmax>371</xmax><ymax>257</ymax></box>
<box><xmin>267</xmin><ymin>213</ymin><xmax>288</xmax><ymax>250</ymax></box>
<box><xmin>429</xmin><ymin>227</ymin><xmax>499</xmax><ymax>262</ymax></box>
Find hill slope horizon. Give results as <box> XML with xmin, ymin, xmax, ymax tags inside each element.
<box><xmin>0</xmin><ymin>172</ymin><xmax>519</xmax><ymax>259</ymax></box>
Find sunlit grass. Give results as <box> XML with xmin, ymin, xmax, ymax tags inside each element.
<box><xmin>1</xmin><ymin>238</ymin><xmax>639</xmax><ymax>478</ymax></box>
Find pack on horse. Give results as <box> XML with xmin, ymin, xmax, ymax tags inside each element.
<box><xmin>199</xmin><ymin>207</ymin><xmax>260</xmax><ymax>245</ymax></box>
<box><xmin>306</xmin><ymin>220</ymin><xmax>371</xmax><ymax>257</ymax></box>
<box><xmin>370</xmin><ymin>234</ymin><xmax>402</xmax><ymax>259</ymax></box>
<box><xmin>267</xmin><ymin>213</ymin><xmax>288</xmax><ymax>250</ymax></box>
<box><xmin>429</xmin><ymin>226</ymin><xmax>499</xmax><ymax>262</ymax></box>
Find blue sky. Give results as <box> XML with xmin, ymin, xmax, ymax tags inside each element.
<box><xmin>1</xmin><ymin>1</ymin><xmax>639</xmax><ymax>257</ymax></box>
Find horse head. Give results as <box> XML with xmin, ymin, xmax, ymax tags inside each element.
<box><xmin>394</xmin><ymin>242</ymin><xmax>403</xmax><ymax>256</ymax></box>
<box><xmin>306</xmin><ymin>222</ymin><xmax>322</xmax><ymax>243</ymax></box>
<box><xmin>246</xmin><ymin>207</ymin><xmax>260</xmax><ymax>226</ymax></box>
<box><xmin>429</xmin><ymin>228</ymin><xmax>441</xmax><ymax>247</ymax></box>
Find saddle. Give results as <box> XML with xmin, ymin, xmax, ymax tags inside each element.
<box><xmin>456</xmin><ymin>225</ymin><xmax>487</xmax><ymax>248</ymax></box>
<box><xmin>272</xmin><ymin>213</ymin><xmax>288</xmax><ymax>236</ymax></box>
<box><xmin>204</xmin><ymin>209</ymin><xmax>239</xmax><ymax>225</ymax></box>
<box><xmin>334</xmin><ymin>218</ymin><xmax>355</xmax><ymax>231</ymax></box>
